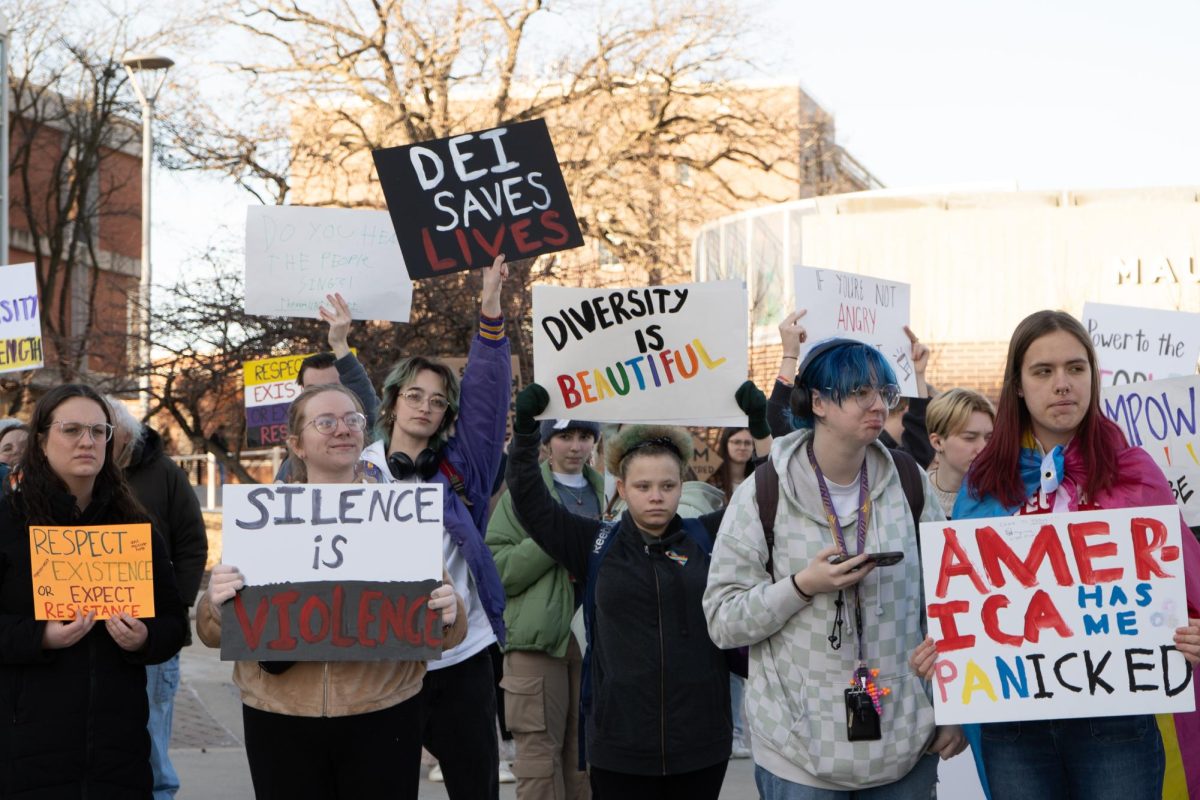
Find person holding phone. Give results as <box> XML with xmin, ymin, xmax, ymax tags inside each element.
<box><xmin>704</xmin><ymin>338</ymin><xmax>964</xmax><ymax>799</ymax></box>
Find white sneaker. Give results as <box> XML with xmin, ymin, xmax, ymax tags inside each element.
<box><xmin>730</xmin><ymin>740</ymin><xmax>752</xmax><ymax>759</ymax></box>
<box><xmin>499</xmin><ymin>763</ymin><xmax>516</xmax><ymax>784</ymax></box>
<box><xmin>428</xmin><ymin>764</ymin><xmax>444</xmax><ymax>782</ymax></box>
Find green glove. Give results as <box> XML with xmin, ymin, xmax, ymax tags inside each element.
<box><xmin>735</xmin><ymin>380</ymin><xmax>770</xmax><ymax>440</ymax></box>
<box><xmin>514</xmin><ymin>383</ymin><xmax>550</xmax><ymax>435</ymax></box>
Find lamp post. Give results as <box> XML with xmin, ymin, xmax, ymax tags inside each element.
<box><xmin>121</xmin><ymin>53</ymin><xmax>172</xmax><ymax>418</ymax></box>
<box><xmin>1</xmin><ymin>12</ymin><xmax>10</xmax><ymax>267</ymax></box>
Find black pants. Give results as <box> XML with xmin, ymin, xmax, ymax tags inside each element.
<box><xmin>590</xmin><ymin>760</ymin><xmax>728</xmax><ymax>800</ymax></box>
<box><xmin>414</xmin><ymin>647</ymin><xmax>500</xmax><ymax>800</ymax></box>
<box><xmin>242</xmin><ymin>699</ymin><xmax>422</xmax><ymax>800</ymax></box>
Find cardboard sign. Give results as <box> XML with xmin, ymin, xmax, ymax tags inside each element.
<box><xmin>532</xmin><ymin>281</ymin><xmax>749</xmax><ymax>425</ymax></box>
<box><xmin>920</xmin><ymin>506</ymin><xmax>1194</xmax><ymax>725</ymax></box>
<box><xmin>1101</xmin><ymin>375</ymin><xmax>1200</xmax><ymax>468</ymax></box>
<box><xmin>30</xmin><ymin>524</ymin><xmax>155</xmax><ymax>620</ymax></box>
<box><xmin>792</xmin><ymin>266</ymin><xmax>916</xmax><ymax>396</ymax></box>
<box><xmin>243</xmin><ymin>352</ymin><xmax>310</xmax><ymax>447</ymax></box>
<box><xmin>219</xmin><ymin>484</ymin><xmax>445</xmax><ymax>661</ymax></box>
<box><xmin>1082</xmin><ymin>302</ymin><xmax>1200</xmax><ymax>387</ymax></box>
<box><xmin>244</xmin><ymin>206</ymin><xmax>413</xmax><ymax>322</ymax></box>
<box><xmin>0</xmin><ymin>262</ymin><xmax>45</xmax><ymax>374</ymax></box>
<box><xmin>372</xmin><ymin>119</ymin><xmax>583</xmax><ymax>279</ymax></box>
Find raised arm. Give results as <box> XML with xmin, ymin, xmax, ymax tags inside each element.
<box><xmin>321</xmin><ymin>292</ymin><xmax>382</xmax><ymax>431</ymax></box>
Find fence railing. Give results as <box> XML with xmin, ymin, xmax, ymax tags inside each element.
<box><xmin>169</xmin><ymin>447</ymin><xmax>286</xmax><ymax>511</ymax></box>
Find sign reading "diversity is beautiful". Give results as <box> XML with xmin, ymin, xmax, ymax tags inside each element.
<box><xmin>532</xmin><ymin>281</ymin><xmax>748</xmax><ymax>426</ymax></box>
<box><xmin>372</xmin><ymin>119</ymin><xmax>583</xmax><ymax>279</ymax></box>
<box><xmin>919</xmin><ymin>506</ymin><xmax>1194</xmax><ymax>725</ymax></box>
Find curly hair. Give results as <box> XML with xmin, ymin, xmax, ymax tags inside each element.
<box><xmin>605</xmin><ymin>424</ymin><xmax>693</xmax><ymax>479</ymax></box>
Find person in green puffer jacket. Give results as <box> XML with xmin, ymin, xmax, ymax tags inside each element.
<box><xmin>488</xmin><ymin>419</ymin><xmax>602</xmax><ymax>800</ymax></box>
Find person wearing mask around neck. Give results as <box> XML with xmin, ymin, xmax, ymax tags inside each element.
<box><xmin>198</xmin><ymin>384</ymin><xmax>466</xmax><ymax>799</ymax></box>
<box><xmin>705</xmin><ymin>338</ymin><xmax>964</xmax><ymax>800</ymax></box>
<box><xmin>487</xmin><ymin>418</ymin><xmax>603</xmax><ymax>800</ymax></box>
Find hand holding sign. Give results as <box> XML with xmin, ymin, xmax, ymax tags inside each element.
<box><xmin>207</xmin><ymin>564</ymin><xmax>245</xmax><ymax>606</ymax></box>
<box><xmin>428</xmin><ymin>583</ymin><xmax>458</xmax><ymax>629</ymax></box>
<box><xmin>1177</xmin><ymin>618</ymin><xmax>1200</xmax><ymax>665</ymax></box>
<box><xmin>42</xmin><ymin>611</ymin><xmax>96</xmax><ymax>649</ymax></box>
<box><xmin>105</xmin><ymin>612</ymin><xmax>148</xmax><ymax>652</ymax></box>
<box><xmin>319</xmin><ymin>293</ymin><xmax>353</xmax><ymax>358</ymax></box>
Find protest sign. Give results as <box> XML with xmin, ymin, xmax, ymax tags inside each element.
<box><xmin>244</xmin><ymin>206</ymin><xmax>413</xmax><ymax>322</ymax></box>
<box><xmin>792</xmin><ymin>266</ymin><xmax>916</xmax><ymax>396</ymax></box>
<box><xmin>0</xmin><ymin>262</ymin><xmax>44</xmax><ymax>374</ymax></box>
<box><xmin>532</xmin><ymin>281</ymin><xmax>748</xmax><ymax>425</ymax></box>
<box><xmin>372</xmin><ymin>119</ymin><xmax>583</xmax><ymax>279</ymax></box>
<box><xmin>1082</xmin><ymin>302</ymin><xmax>1200</xmax><ymax>387</ymax></box>
<box><xmin>1101</xmin><ymin>375</ymin><xmax>1200</xmax><ymax>469</ymax></box>
<box><xmin>219</xmin><ymin>484</ymin><xmax>445</xmax><ymax>661</ymax></box>
<box><xmin>1160</xmin><ymin>465</ymin><xmax>1200</xmax><ymax>527</ymax></box>
<box><xmin>30</xmin><ymin>524</ymin><xmax>155</xmax><ymax>620</ymax></box>
<box><xmin>920</xmin><ymin>505</ymin><xmax>1194</xmax><ymax>725</ymax></box>
<box><xmin>243</xmin><ymin>352</ymin><xmax>309</xmax><ymax>447</ymax></box>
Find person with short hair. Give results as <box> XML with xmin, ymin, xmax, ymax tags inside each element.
<box><xmin>197</xmin><ymin>383</ymin><xmax>466</xmax><ymax>799</ymax></box>
<box><xmin>923</xmin><ymin>388</ymin><xmax>995</xmax><ymax>517</ymax></box>
<box><xmin>705</xmin><ymin>338</ymin><xmax>961</xmax><ymax>800</ymax></box>
<box><xmin>0</xmin><ymin>423</ymin><xmax>29</xmax><ymax>466</ymax></box>
<box><xmin>487</xmin><ymin>418</ymin><xmax>603</xmax><ymax>800</ymax></box>
<box><xmin>0</xmin><ymin>384</ymin><xmax>187</xmax><ymax>797</ymax></box>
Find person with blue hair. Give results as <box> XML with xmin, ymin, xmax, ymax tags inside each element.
<box><xmin>705</xmin><ymin>337</ymin><xmax>965</xmax><ymax>800</ymax></box>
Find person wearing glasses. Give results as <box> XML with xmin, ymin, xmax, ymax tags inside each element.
<box><xmin>704</xmin><ymin>338</ymin><xmax>964</xmax><ymax>800</ymax></box>
<box><xmin>359</xmin><ymin>254</ymin><xmax>513</xmax><ymax>800</ymax></box>
<box><xmin>0</xmin><ymin>384</ymin><xmax>187</xmax><ymax>797</ymax></box>
<box><xmin>198</xmin><ymin>383</ymin><xmax>467</xmax><ymax>799</ymax></box>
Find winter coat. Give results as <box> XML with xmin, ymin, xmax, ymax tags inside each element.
<box><xmin>487</xmin><ymin>460</ymin><xmax>604</xmax><ymax>657</ymax></box>
<box><xmin>703</xmin><ymin>429</ymin><xmax>943</xmax><ymax>790</ymax></box>
<box><xmin>505</xmin><ymin>428</ymin><xmax>731</xmax><ymax>776</ymax></box>
<box><xmin>0</xmin><ymin>485</ymin><xmax>188</xmax><ymax>799</ymax></box>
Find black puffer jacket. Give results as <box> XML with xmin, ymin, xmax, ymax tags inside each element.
<box><xmin>0</xmin><ymin>485</ymin><xmax>187</xmax><ymax>799</ymax></box>
<box><xmin>505</xmin><ymin>429</ymin><xmax>731</xmax><ymax>776</ymax></box>
<box><xmin>125</xmin><ymin>426</ymin><xmax>208</xmax><ymax>617</ymax></box>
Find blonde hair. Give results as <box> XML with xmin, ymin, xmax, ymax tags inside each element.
<box><xmin>286</xmin><ymin>384</ymin><xmax>364</xmax><ymax>483</ymax></box>
<box><xmin>926</xmin><ymin>388</ymin><xmax>996</xmax><ymax>439</ymax></box>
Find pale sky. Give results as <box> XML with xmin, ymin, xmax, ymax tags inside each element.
<box><xmin>153</xmin><ymin>0</ymin><xmax>1200</xmax><ymax>284</ymax></box>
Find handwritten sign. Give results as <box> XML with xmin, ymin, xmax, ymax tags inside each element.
<box><xmin>920</xmin><ymin>506</ymin><xmax>1194</xmax><ymax>725</ymax></box>
<box><xmin>243</xmin><ymin>352</ymin><xmax>309</xmax><ymax>447</ymax></box>
<box><xmin>30</xmin><ymin>524</ymin><xmax>155</xmax><ymax>620</ymax></box>
<box><xmin>372</xmin><ymin>119</ymin><xmax>583</xmax><ymax>279</ymax></box>
<box><xmin>219</xmin><ymin>484</ymin><xmax>445</xmax><ymax>661</ymax></box>
<box><xmin>1101</xmin><ymin>375</ymin><xmax>1200</xmax><ymax>469</ymax></box>
<box><xmin>532</xmin><ymin>281</ymin><xmax>748</xmax><ymax>426</ymax></box>
<box><xmin>1161</xmin><ymin>465</ymin><xmax>1200</xmax><ymax>527</ymax></box>
<box><xmin>244</xmin><ymin>206</ymin><xmax>413</xmax><ymax>321</ymax></box>
<box><xmin>0</xmin><ymin>262</ymin><xmax>44</xmax><ymax>374</ymax></box>
<box><xmin>792</xmin><ymin>266</ymin><xmax>916</xmax><ymax>396</ymax></box>
<box><xmin>1082</xmin><ymin>302</ymin><xmax>1200</xmax><ymax>387</ymax></box>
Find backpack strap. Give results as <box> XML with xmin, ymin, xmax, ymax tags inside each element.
<box><xmin>679</xmin><ymin>517</ymin><xmax>713</xmax><ymax>555</ymax></box>
<box><xmin>889</xmin><ymin>448</ymin><xmax>925</xmax><ymax>538</ymax></box>
<box><xmin>438</xmin><ymin>460</ymin><xmax>473</xmax><ymax>508</ymax></box>
<box><xmin>753</xmin><ymin>459</ymin><xmax>781</xmax><ymax>578</ymax></box>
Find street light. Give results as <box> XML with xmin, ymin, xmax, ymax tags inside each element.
<box><xmin>121</xmin><ymin>52</ymin><xmax>172</xmax><ymax>418</ymax></box>
<box><xmin>1</xmin><ymin>12</ymin><xmax>11</xmax><ymax>266</ymax></box>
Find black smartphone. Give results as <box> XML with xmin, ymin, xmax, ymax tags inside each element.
<box><xmin>828</xmin><ymin>551</ymin><xmax>905</xmax><ymax>568</ymax></box>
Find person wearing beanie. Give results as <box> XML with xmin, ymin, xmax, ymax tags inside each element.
<box><xmin>487</xmin><ymin>418</ymin><xmax>603</xmax><ymax>800</ymax></box>
<box><xmin>503</xmin><ymin>380</ymin><xmax>769</xmax><ymax>799</ymax></box>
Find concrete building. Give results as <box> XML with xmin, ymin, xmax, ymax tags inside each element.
<box><xmin>693</xmin><ymin>185</ymin><xmax>1200</xmax><ymax>397</ymax></box>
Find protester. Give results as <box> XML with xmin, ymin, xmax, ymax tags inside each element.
<box><xmin>0</xmin><ymin>422</ymin><xmax>29</xmax><ymax>465</ymax></box>
<box><xmin>487</xmin><ymin>418</ymin><xmax>603</xmax><ymax>800</ymax></box>
<box><xmin>0</xmin><ymin>384</ymin><xmax>187</xmax><ymax>797</ymax></box>
<box><xmin>197</xmin><ymin>383</ymin><xmax>466</xmax><ymax>799</ymax></box>
<box><xmin>359</xmin><ymin>254</ymin><xmax>512</xmax><ymax>800</ymax></box>
<box><xmin>108</xmin><ymin>398</ymin><xmax>210</xmax><ymax>800</ymax></box>
<box><xmin>708</xmin><ymin>427</ymin><xmax>757</xmax><ymax>504</ymax></box>
<box><xmin>768</xmin><ymin>310</ymin><xmax>937</xmax><ymax>467</ymax></box>
<box><xmin>503</xmin><ymin>379</ymin><xmax>770</xmax><ymax>799</ymax></box>
<box><xmin>704</xmin><ymin>338</ymin><xmax>963</xmax><ymax>799</ymax></box>
<box><xmin>913</xmin><ymin>310</ymin><xmax>1200</xmax><ymax>800</ymax></box>
<box><xmin>274</xmin><ymin>291</ymin><xmax>381</xmax><ymax>482</ymax></box>
<box><xmin>923</xmin><ymin>388</ymin><xmax>995</xmax><ymax>517</ymax></box>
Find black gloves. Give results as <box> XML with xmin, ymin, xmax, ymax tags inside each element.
<box><xmin>735</xmin><ymin>380</ymin><xmax>770</xmax><ymax>440</ymax></box>
<box><xmin>514</xmin><ymin>383</ymin><xmax>549</xmax><ymax>435</ymax></box>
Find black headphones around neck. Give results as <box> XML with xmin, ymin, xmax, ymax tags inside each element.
<box><xmin>388</xmin><ymin>449</ymin><xmax>441</xmax><ymax>481</ymax></box>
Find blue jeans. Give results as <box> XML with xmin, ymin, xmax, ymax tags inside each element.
<box><xmin>730</xmin><ymin>674</ymin><xmax>746</xmax><ymax>741</ymax></box>
<box><xmin>146</xmin><ymin>654</ymin><xmax>182</xmax><ymax>800</ymax></box>
<box><xmin>755</xmin><ymin>754</ymin><xmax>938</xmax><ymax>800</ymax></box>
<box><xmin>979</xmin><ymin>715</ymin><xmax>1163</xmax><ymax>800</ymax></box>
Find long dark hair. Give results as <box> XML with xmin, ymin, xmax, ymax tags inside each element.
<box><xmin>967</xmin><ymin>311</ymin><xmax>1124</xmax><ymax>507</ymax></box>
<box><xmin>708</xmin><ymin>427</ymin><xmax>754</xmax><ymax>502</ymax></box>
<box><xmin>11</xmin><ymin>384</ymin><xmax>148</xmax><ymax>525</ymax></box>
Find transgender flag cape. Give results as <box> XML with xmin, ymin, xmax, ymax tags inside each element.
<box><xmin>954</xmin><ymin>430</ymin><xmax>1200</xmax><ymax>799</ymax></box>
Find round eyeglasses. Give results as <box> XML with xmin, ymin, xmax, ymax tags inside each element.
<box><xmin>828</xmin><ymin>384</ymin><xmax>902</xmax><ymax>411</ymax></box>
<box><xmin>400</xmin><ymin>389</ymin><xmax>449</xmax><ymax>413</ymax></box>
<box><xmin>49</xmin><ymin>421</ymin><xmax>114</xmax><ymax>442</ymax></box>
<box><xmin>302</xmin><ymin>412</ymin><xmax>368</xmax><ymax>435</ymax></box>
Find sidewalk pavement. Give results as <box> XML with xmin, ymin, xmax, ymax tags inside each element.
<box><xmin>170</xmin><ymin>643</ymin><xmax>758</xmax><ymax>799</ymax></box>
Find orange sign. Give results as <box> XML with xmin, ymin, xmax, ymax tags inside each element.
<box><xmin>29</xmin><ymin>524</ymin><xmax>155</xmax><ymax>620</ymax></box>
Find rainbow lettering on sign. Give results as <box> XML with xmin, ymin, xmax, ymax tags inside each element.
<box><xmin>554</xmin><ymin>338</ymin><xmax>726</xmax><ymax>409</ymax></box>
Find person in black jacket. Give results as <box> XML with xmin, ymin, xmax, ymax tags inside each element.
<box><xmin>0</xmin><ymin>384</ymin><xmax>188</xmax><ymax>798</ymax></box>
<box><xmin>505</xmin><ymin>381</ymin><xmax>769</xmax><ymax>800</ymax></box>
<box><xmin>108</xmin><ymin>398</ymin><xmax>208</xmax><ymax>800</ymax></box>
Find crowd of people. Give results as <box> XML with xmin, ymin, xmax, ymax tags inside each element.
<box><xmin>0</xmin><ymin>263</ymin><xmax>1198</xmax><ymax>799</ymax></box>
